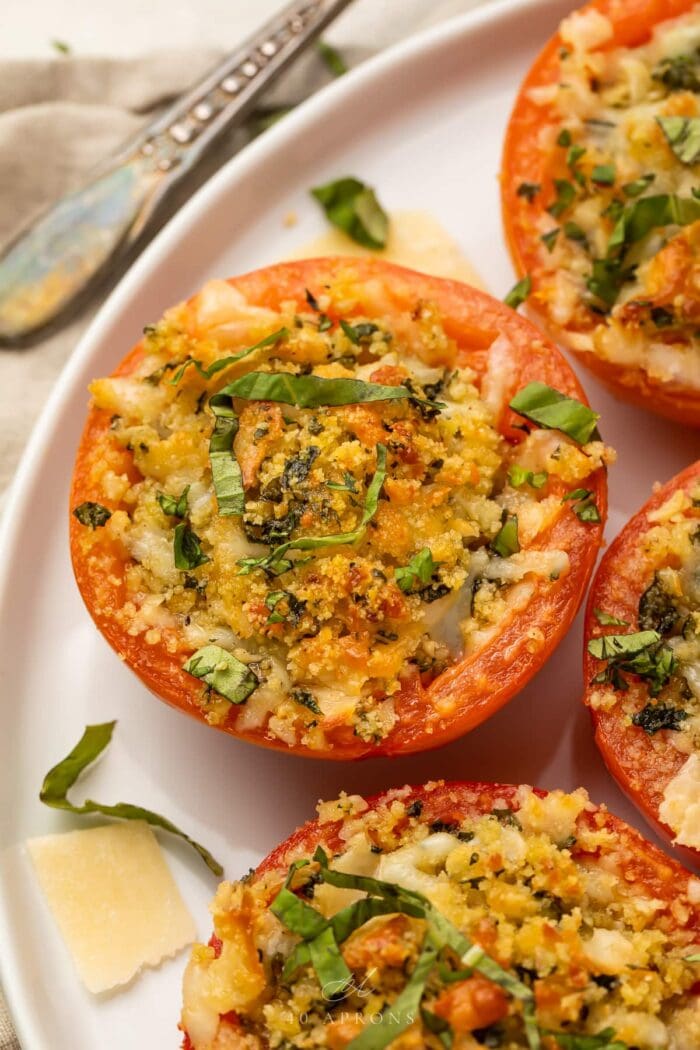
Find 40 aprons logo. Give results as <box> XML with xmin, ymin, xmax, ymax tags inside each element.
<box><xmin>296</xmin><ymin>973</ymin><xmax>415</xmax><ymax>1026</ymax></box>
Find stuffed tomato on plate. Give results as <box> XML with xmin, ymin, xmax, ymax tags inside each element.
<box><xmin>502</xmin><ymin>0</ymin><xmax>700</xmax><ymax>424</ymax></box>
<box><xmin>180</xmin><ymin>779</ymin><xmax>700</xmax><ymax>1050</ymax></box>
<box><xmin>584</xmin><ymin>460</ymin><xmax>700</xmax><ymax>865</ymax></box>
<box><xmin>70</xmin><ymin>257</ymin><xmax>609</xmax><ymax>759</ymax></box>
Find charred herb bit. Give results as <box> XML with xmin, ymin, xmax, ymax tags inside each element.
<box><xmin>651</xmin><ymin>306</ymin><xmax>675</xmax><ymax>328</ymax></box>
<box><xmin>504</xmin><ymin>275</ymin><xmax>531</xmax><ymax>309</ymax></box>
<box><xmin>639</xmin><ymin>574</ymin><xmax>679</xmax><ymax>635</ymax></box>
<box><xmin>491</xmin><ymin>513</ymin><xmax>520</xmax><ymax>558</ymax></box>
<box><xmin>407</xmin><ymin>800</ymin><xmax>423</xmax><ymax>818</ymax></box>
<box><xmin>491</xmin><ymin>807</ymin><xmax>522</xmax><ymax>829</ymax></box>
<box><xmin>594</xmin><ymin>608</ymin><xmax>629</xmax><ymax>627</ymax></box>
<box><xmin>547</xmin><ymin>178</ymin><xmax>576</xmax><ymax>218</ymax></box>
<box><xmin>632</xmin><ymin>703</ymin><xmax>688</xmax><ymax>735</ymax></box>
<box><xmin>282</xmin><ymin>446</ymin><xmax>320</xmax><ymax>490</ymax></box>
<box><xmin>260</xmin><ymin>508</ymin><xmax>300</xmax><ymax>545</ymax></box>
<box><xmin>653</xmin><ymin>51</ymin><xmax>700</xmax><ymax>93</ymax></box>
<box><xmin>73</xmin><ymin>501</ymin><xmax>111</xmax><ymax>529</ymax></box>
<box><xmin>157</xmin><ymin>485</ymin><xmax>189</xmax><ymax>519</ymax></box>
<box><xmin>311</xmin><ymin>176</ymin><xmax>389</xmax><ymax>249</ymax></box>
<box><xmin>395</xmin><ymin>547</ymin><xmax>440</xmax><ymax>594</ymax></box>
<box><xmin>291</xmin><ymin>688</ymin><xmax>321</xmax><ymax>714</ymax></box>
<box><xmin>305</xmin><ymin>287</ymin><xmax>321</xmax><ymax>312</ymax></box>
<box><xmin>173</xmin><ymin>523</ymin><xmax>210</xmax><ymax>570</ymax></box>
<box><xmin>517</xmin><ymin>182</ymin><xmax>541</xmax><ymax>202</ymax></box>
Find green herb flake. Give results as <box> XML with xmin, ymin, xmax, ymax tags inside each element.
<box><xmin>587</xmin><ymin>630</ymin><xmax>660</xmax><ymax>661</ymax></box>
<box><xmin>51</xmin><ymin>39</ymin><xmax>71</xmax><ymax>54</ymax></box>
<box><xmin>183</xmin><ymin>644</ymin><xmax>258</xmax><ymax>705</ymax></box>
<box><xmin>317</xmin><ymin>39</ymin><xmax>347</xmax><ymax>77</ymax></box>
<box><xmin>173</xmin><ymin>523</ymin><xmax>210</xmax><ymax>570</ymax></box>
<box><xmin>548</xmin><ymin>179</ymin><xmax>576</xmax><ymax>218</ymax></box>
<box><xmin>327</xmin><ymin>471</ymin><xmax>358</xmax><ymax>493</ymax></box>
<box><xmin>657</xmin><ymin>115</ymin><xmax>700</xmax><ymax>166</ymax></box>
<box><xmin>339</xmin><ymin>319</ymin><xmax>379</xmax><ymax>344</ymax></box>
<box><xmin>548</xmin><ymin>1027</ymin><xmax>628</xmax><ymax>1050</ymax></box>
<box><xmin>40</xmin><ymin>721</ymin><xmax>222</xmax><ymax>875</ymax></box>
<box><xmin>563</xmin><ymin>220</ymin><xmax>587</xmax><ymax>243</ymax></box>
<box><xmin>292</xmin><ymin>688</ymin><xmax>321</xmax><ymax>715</ymax></box>
<box><xmin>508</xmin><ymin>465</ymin><xmax>548</xmax><ymax>489</ymax></box>
<box><xmin>157</xmin><ymin>486</ymin><xmax>189</xmax><ymax>519</ymax></box>
<box><xmin>594</xmin><ymin>608</ymin><xmax>629</xmax><ymax>627</ymax></box>
<box><xmin>541</xmin><ymin>228</ymin><xmax>560</xmax><ymax>252</ymax></box>
<box><xmin>170</xmin><ymin>328</ymin><xmax>287</xmax><ymax>385</ymax></box>
<box><xmin>510</xmin><ymin>382</ymin><xmax>600</xmax><ymax>444</ymax></box>
<box><xmin>490</xmin><ymin>513</ymin><xmax>520</xmax><ymax>558</ymax></box>
<box><xmin>73</xmin><ymin>502</ymin><xmax>111</xmax><ymax>529</ymax></box>
<box><xmin>557</xmin><ymin>128</ymin><xmax>572</xmax><ymax>147</ymax></box>
<box><xmin>517</xmin><ymin>182</ymin><xmax>541</xmax><ymax>202</ymax></box>
<box><xmin>504</xmin><ymin>275</ymin><xmax>531</xmax><ymax>309</ymax></box>
<box><xmin>591</xmin><ymin>164</ymin><xmax>616</xmax><ymax>186</ymax></box>
<box><xmin>395</xmin><ymin>547</ymin><xmax>439</xmax><ymax>594</ymax></box>
<box><xmin>622</xmin><ymin>174</ymin><xmax>655</xmax><ymax>198</ymax></box>
<box><xmin>311</xmin><ymin>176</ymin><xmax>389</xmax><ymax>249</ymax></box>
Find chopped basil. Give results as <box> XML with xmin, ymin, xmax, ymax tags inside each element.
<box><xmin>548</xmin><ymin>179</ymin><xmax>576</xmax><ymax>218</ymax></box>
<box><xmin>548</xmin><ymin>1028</ymin><xmax>627</xmax><ymax>1050</ymax></box>
<box><xmin>339</xmin><ymin>319</ymin><xmax>380</xmax><ymax>344</ymax></box>
<box><xmin>622</xmin><ymin>173</ymin><xmax>655</xmax><ymax>198</ymax></box>
<box><xmin>327</xmin><ymin>471</ymin><xmax>358</xmax><ymax>493</ymax></box>
<box><xmin>491</xmin><ymin>513</ymin><xmax>520</xmax><ymax>558</ymax></box>
<box><xmin>316</xmin><ymin>39</ymin><xmax>347</xmax><ymax>77</ymax></box>
<box><xmin>556</xmin><ymin>128</ymin><xmax>572</xmax><ymax>147</ymax></box>
<box><xmin>291</xmin><ymin>688</ymin><xmax>321</xmax><ymax>714</ymax></box>
<box><xmin>265</xmin><ymin>589</ymin><xmax>305</xmax><ymax>625</ymax></box>
<box><xmin>73</xmin><ymin>501</ymin><xmax>111</xmax><ymax>529</ymax></box>
<box><xmin>504</xmin><ymin>275</ymin><xmax>531</xmax><ymax>309</ymax></box>
<box><xmin>588</xmin><ymin>629</ymin><xmax>675</xmax><ymax>696</ymax></box>
<box><xmin>510</xmin><ymin>382</ymin><xmax>599</xmax><ymax>444</ymax></box>
<box><xmin>51</xmin><ymin>39</ymin><xmax>72</xmax><ymax>54</ymax></box>
<box><xmin>541</xmin><ymin>228</ymin><xmax>560</xmax><ymax>252</ymax></box>
<box><xmin>207</xmin><ymin>396</ymin><xmax>244</xmax><ymax>516</ymax></box>
<box><xmin>311</xmin><ymin>176</ymin><xmax>389</xmax><ymax>249</ymax></box>
<box><xmin>657</xmin><ymin>115</ymin><xmax>700</xmax><ymax>166</ymax></box>
<box><xmin>517</xmin><ymin>182</ymin><xmax>541</xmax><ymax>202</ymax></box>
<box><xmin>632</xmin><ymin>704</ymin><xmax>687</xmax><ymax>735</ymax></box>
<box><xmin>591</xmin><ymin>164</ymin><xmax>615</xmax><ymax>186</ymax></box>
<box><xmin>594</xmin><ymin>608</ymin><xmax>629</xmax><ymax>627</ymax></box>
<box><xmin>157</xmin><ymin>486</ymin><xmax>189</xmax><ymax>518</ymax></box>
<box><xmin>654</xmin><ymin>52</ymin><xmax>700</xmax><ymax>92</ymax></box>
<box><xmin>183</xmin><ymin>644</ymin><xmax>258</xmax><ymax>705</ymax></box>
<box><xmin>587</xmin><ymin>256</ymin><xmax>635</xmax><ymax>309</ymax></box>
<box><xmin>420</xmin><ymin>1009</ymin><xmax>453</xmax><ymax>1049</ymax></box>
<box><xmin>563</xmin><ymin>220</ymin><xmax>587</xmax><ymax>244</ymax></box>
<box><xmin>563</xmin><ymin>488</ymin><xmax>600</xmax><ymax>523</ymax></box>
<box><xmin>170</xmin><ymin>328</ymin><xmax>287</xmax><ymax>384</ymax></box>
<box><xmin>265</xmin><ymin>590</ymin><xmax>288</xmax><ymax>623</ymax></box>
<box><xmin>217</xmin><ymin>371</ymin><xmax>442</xmax><ymax>412</ymax></box>
<box><xmin>305</xmin><ymin>287</ymin><xmax>321</xmax><ymax>311</ymax></box>
<box><xmin>588</xmin><ymin>630</ymin><xmax>661</xmax><ymax>661</ymax></box>
<box><xmin>395</xmin><ymin>547</ymin><xmax>440</xmax><ymax>594</ymax></box>
<box><xmin>508</xmin><ymin>465</ymin><xmax>548</xmax><ymax>489</ymax></box>
<box><xmin>608</xmin><ymin>194</ymin><xmax>700</xmax><ymax>253</ymax></box>
<box><xmin>40</xmin><ymin>721</ymin><xmax>222</xmax><ymax>875</ymax></box>
<box><xmin>238</xmin><ymin>444</ymin><xmax>387</xmax><ymax>574</ymax></box>
<box><xmin>173</xmin><ymin>522</ymin><xmax>210</xmax><ymax>570</ymax></box>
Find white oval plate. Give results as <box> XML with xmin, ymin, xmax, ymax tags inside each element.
<box><xmin>3</xmin><ymin>1</ymin><xmax>700</xmax><ymax>1047</ymax></box>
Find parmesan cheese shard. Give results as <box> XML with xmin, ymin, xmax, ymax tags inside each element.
<box><xmin>27</xmin><ymin>821</ymin><xmax>196</xmax><ymax>994</ymax></box>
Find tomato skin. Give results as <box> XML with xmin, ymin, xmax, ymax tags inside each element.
<box><xmin>70</xmin><ymin>257</ymin><xmax>606</xmax><ymax>759</ymax></box>
<box><xmin>583</xmin><ymin>460</ymin><xmax>700</xmax><ymax>866</ymax></box>
<box><xmin>501</xmin><ymin>0</ymin><xmax>700</xmax><ymax>426</ymax></box>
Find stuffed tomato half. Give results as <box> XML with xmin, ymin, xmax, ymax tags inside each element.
<box><xmin>584</xmin><ymin>460</ymin><xmax>700</xmax><ymax>865</ymax></box>
<box><xmin>180</xmin><ymin>779</ymin><xmax>700</xmax><ymax>1050</ymax></box>
<box><xmin>502</xmin><ymin>0</ymin><xmax>700</xmax><ymax>424</ymax></box>
<box><xmin>70</xmin><ymin>257</ymin><xmax>609</xmax><ymax>759</ymax></box>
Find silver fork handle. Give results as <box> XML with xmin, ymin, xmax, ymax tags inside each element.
<box><xmin>0</xmin><ymin>0</ymin><xmax>353</xmax><ymax>344</ymax></box>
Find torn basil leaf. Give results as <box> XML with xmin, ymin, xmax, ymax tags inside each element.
<box><xmin>548</xmin><ymin>1028</ymin><xmax>627</xmax><ymax>1050</ymax></box>
<box><xmin>510</xmin><ymin>382</ymin><xmax>599</xmax><ymax>444</ymax></box>
<box><xmin>311</xmin><ymin>176</ymin><xmax>389</xmax><ymax>249</ymax></box>
<box><xmin>563</xmin><ymin>488</ymin><xmax>600</xmax><ymax>523</ymax></box>
<box><xmin>509</xmin><ymin>465</ymin><xmax>548</xmax><ymax>489</ymax></box>
<box><xmin>327</xmin><ymin>471</ymin><xmax>358</xmax><ymax>493</ymax></box>
<box><xmin>218</xmin><ymin>371</ymin><xmax>442</xmax><ymax>412</ymax></box>
<box><xmin>504</xmin><ymin>275</ymin><xmax>531</xmax><ymax>309</ymax></box>
<box><xmin>622</xmin><ymin>173</ymin><xmax>655</xmax><ymax>198</ymax></box>
<box><xmin>157</xmin><ymin>486</ymin><xmax>189</xmax><ymax>518</ymax></box>
<box><xmin>173</xmin><ymin>522</ymin><xmax>210</xmax><ymax>570</ymax></box>
<box><xmin>73</xmin><ymin>502</ymin><xmax>111</xmax><ymax>529</ymax></box>
<box><xmin>39</xmin><ymin>721</ymin><xmax>222</xmax><ymax>876</ymax></box>
<box><xmin>594</xmin><ymin>608</ymin><xmax>629</xmax><ymax>627</ymax></box>
<box><xmin>541</xmin><ymin>228</ymin><xmax>560</xmax><ymax>252</ymax></box>
<box><xmin>491</xmin><ymin>513</ymin><xmax>520</xmax><ymax>558</ymax></box>
<box><xmin>608</xmin><ymin>194</ymin><xmax>700</xmax><ymax>253</ymax></box>
<box><xmin>657</xmin><ymin>115</ymin><xmax>700</xmax><ymax>166</ymax></box>
<box><xmin>183</xmin><ymin>644</ymin><xmax>258</xmax><ymax>706</ymax></box>
<box><xmin>588</xmin><ymin>630</ymin><xmax>660</xmax><ymax>661</ymax></box>
<box><xmin>170</xmin><ymin>328</ymin><xmax>287</xmax><ymax>384</ymax></box>
<box><xmin>395</xmin><ymin>547</ymin><xmax>439</xmax><ymax>594</ymax></box>
<box><xmin>548</xmin><ymin>178</ymin><xmax>576</xmax><ymax>218</ymax></box>
<box><xmin>238</xmin><ymin>444</ymin><xmax>387</xmax><ymax>574</ymax></box>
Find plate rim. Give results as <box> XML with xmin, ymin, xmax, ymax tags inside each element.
<box><xmin>0</xmin><ymin>0</ymin><xmax>564</xmax><ymax>1045</ymax></box>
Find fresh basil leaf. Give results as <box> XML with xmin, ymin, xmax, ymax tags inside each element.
<box><xmin>541</xmin><ymin>228</ymin><xmax>560</xmax><ymax>252</ymax></box>
<box><xmin>239</xmin><ymin>444</ymin><xmax>387</xmax><ymax>574</ymax></box>
<box><xmin>608</xmin><ymin>194</ymin><xmax>700</xmax><ymax>253</ymax></box>
<box><xmin>504</xmin><ymin>275</ymin><xmax>531</xmax><ymax>309</ymax></box>
<box><xmin>282</xmin><ymin>898</ymin><xmax>400</xmax><ymax>981</ymax></box>
<box><xmin>183</xmin><ymin>644</ymin><xmax>258</xmax><ymax>705</ymax></box>
<box><xmin>170</xmin><ymin>328</ymin><xmax>287</xmax><ymax>384</ymax></box>
<box><xmin>39</xmin><ymin>722</ymin><xmax>222</xmax><ymax>875</ymax></box>
<box><xmin>157</xmin><ymin>486</ymin><xmax>189</xmax><ymax>518</ymax></box>
<box><xmin>622</xmin><ymin>174</ymin><xmax>655</xmax><ymax>198</ymax></box>
<box><xmin>517</xmin><ymin>182</ymin><xmax>541</xmax><ymax>202</ymax></box>
<box><xmin>73</xmin><ymin>502</ymin><xmax>111</xmax><ymax>529</ymax></box>
<box><xmin>265</xmin><ymin>590</ymin><xmax>288</xmax><ymax>623</ymax></box>
<box><xmin>594</xmin><ymin>608</ymin><xmax>629</xmax><ymax>627</ymax></box>
<box><xmin>657</xmin><ymin>115</ymin><xmax>700</xmax><ymax>166</ymax></box>
<box><xmin>420</xmin><ymin>1009</ymin><xmax>453</xmax><ymax>1049</ymax></box>
<box><xmin>271</xmin><ymin>885</ymin><xmax>328</xmax><ymax>940</ymax></box>
<box><xmin>347</xmin><ymin>940</ymin><xmax>439</xmax><ymax>1049</ymax></box>
<box><xmin>218</xmin><ymin>371</ymin><xmax>442</xmax><ymax>411</ymax></box>
<box><xmin>510</xmin><ymin>382</ymin><xmax>599</xmax><ymax>444</ymax></box>
<box><xmin>311</xmin><ymin>177</ymin><xmax>389</xmax><ymax>249</ymax></box>
<box><xmin>592</xmin><ymin>164</ymin><xmax>615</xmax><ymax>186</ymax></box>
<box><xmin>490</xmin><ymin>513</ymin><xmax>520</xmax><ymax>558</ymax></box>
<box><xmin>574</xmin><ymin>498</ymin><xmax>601</xmax><ymax>523</ymax></box>
<box><xmin>173</xmin><ymin>522</ymin><xmax>210</xmax><ymax>570</ymax></box>
<box><xmin>548</xmin><ymin>1028</ymin><xmax>627</xmax><ymax>1050</ymax></box>
<box><xmin>208</xmin><ymin>407</ymin><xmax>244</xmax><ymax>516</ymax></box>
<box><xmin>587</xmin><ymin>630</ymin><xmax>660</xmax><ymax>660</ymax></box>
<box><xmin>327</xmin><ymin>471</ymin><xmax>358</xmax><ymax>493</ymax></box>
<box><xmin>317</xmin><ymin>39</ymin><xmax>347</xmax><ymax>77</ymax></box>
<box><xmin>548</xmin><ymin>178</ymin><xmax>576</xmax><ymax>218</ymax></box>
<box><xmin>339</xmin><ymin>319</ymin><xmax>380</xmax><ymax>344</ymax></box>
<box><xmin>395</xmin><ymin>547</ymin><xmax>439</xmax><ymax>593</ymax></box>
<box><xmin>509</xmin><ymin>466</ymin><xmax>548</xmax><ymax>489</ymax></box>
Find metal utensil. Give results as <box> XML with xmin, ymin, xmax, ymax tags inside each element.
<box><xmin>0</xmin><ymin>0</ymin><xmax>353</xmax><ymax>345</ymax></box>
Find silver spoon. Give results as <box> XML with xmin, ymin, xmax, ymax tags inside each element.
<box><xmin>0</xmin><ymin>0</ymin><xmax>353</xmax><ymax>345</ymax></box>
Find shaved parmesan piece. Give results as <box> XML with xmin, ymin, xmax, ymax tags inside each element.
<box><xmin>27</xmin><ymin>822</ymin><xmax>196</xmax><ymax>994</ymax></box>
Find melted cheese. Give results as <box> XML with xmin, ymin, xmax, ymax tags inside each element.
<box><xmin>660</xmin><ymin>753</ymin><xmax>700</xmax><ymax>848</ymax></box>
<box><xmin>27</xmin><ymin>822</ymin><xmax>195</xmax><ymax>993</ymax></box>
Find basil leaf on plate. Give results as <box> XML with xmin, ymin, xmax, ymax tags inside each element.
<box><xmin>219</xmin><ymin>371</ymin><xmax>442</xmax><ymax>411</ymax></box>
<box><xmin>39</xmin><ymin>722</ymin><xmax>222</xmax><ymax>875</ymax></box>
<box><xmin>173</xmin><ymin>522</ymin><xmax>210</xmax><ymax>570</ymax></box>
<box><xmin>170</xmin><ymin>328</ymin><xmax>287</xmax><ymax>384</ymax></box>
<box><xmin>656</xmin><ymin>116</ymin><xmax>700</xmax><ymax>166</ymax></box>
<box><xmin>311</xmin><ymin>176</ymin><xmax>389</xmax><ymax>249</ymax></box>
<box><xmin>510</xmin><ymin>382</ymin><xmax>599</xmax><ymax>444</ymax></box>
<box><xmin>183</xmin><ymin>644</ymin><xmax>259</xmax><ymax>705</ymax></box>
<box><xmin>73</xmin><ymin>502</ymin><xmax>111</xmax><ymax>529</ymax></box>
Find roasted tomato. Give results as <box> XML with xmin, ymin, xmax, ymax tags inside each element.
<box><xmin>584</xmin><ymin>460</ymin><xmax>700</xmax><ymax>866</ymax></box>
<box><xmin>70</xmin><ymin>257</ymin><xmax>609</xmax><ymax>759</ymax></box>
<box><xmin>179</xmin><ymin>779</ymin><xmax>700</xmax><ymax>1050</ymax></box>
<box><xmin>502</xmin><ymin>0</ymin><xmax>700</xmax><ymax>425</ymax></box>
